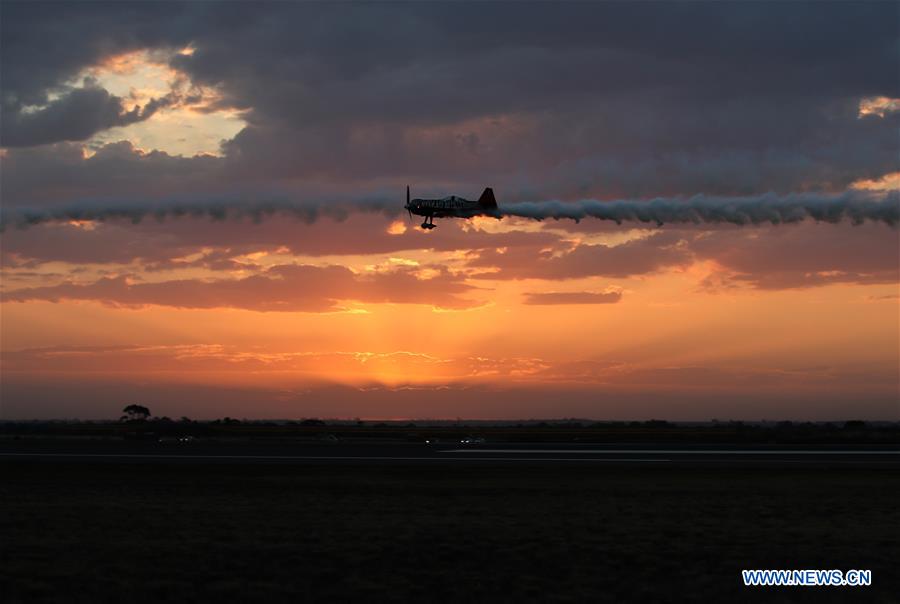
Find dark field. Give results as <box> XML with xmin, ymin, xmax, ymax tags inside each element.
<box><xmin>4</xmin><ymin>418</ymin><xmax>899</xmax><ymax>445</ymax></box>
<box><xmin>2</xmin><ymin>459</ymin><xmax>898</xmax><ymax>603</ymax></box>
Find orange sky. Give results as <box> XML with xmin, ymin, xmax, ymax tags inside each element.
<box><xmin>2</xmin><ymin>214</ymin><xmax>898</xmax><ymax>420</ymax></box>
<box><xmin>1</xmin><ymin>16</ymin><xmax>898</xmax><ymax>420</ymax></box>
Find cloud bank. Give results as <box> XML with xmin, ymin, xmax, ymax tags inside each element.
<box><xmin>2</xmin><ymin>3</ymin><xmax>898</xmax><ymax>203</ymax></box>
<box><xmin>2</xmin><ymin>263</ymin><xmax>479</xmax><ymax>312</ymax></box>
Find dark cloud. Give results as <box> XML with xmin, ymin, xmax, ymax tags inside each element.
<box><xmin>0</xmin><ymin>2</ymin><xmax>198</xmax><ymax>147</ymax></box>
<box><xmin>3</xmin><ymin>214</ymin><xmax>895</xmax><ymax>294</ymax></box>
<box><xmin>0</xmin><ymin>213</ymin><xmax>562</xmax><ymax>267</ymax></box>
<box><xmin>522</xmin><ymin>291</ymin><xmax>622</xmax><ymax>305</ymax></box>
<box><xmin>465</xmin><ymin>221</ymin><xmax>899</xmax><ymax>288</ymax></box>
<box><xmin>0</xmin><ymin>141</ymin><xmax>225</xmax><ymax>205</ymax></box>
<box><xmin>2</xmin><ymin>263</ymin><xmax>480</xmax><ymax>311</ymax></box>
<box><xmin>0</xmin><ymin>3</ymin><xmax>192</xmax><ymax>107</ymax></box>
<box><xmin>0</xmin><ymin>2</ymin><xmax>897</xmax><ymax>202</ymax></box>
<box><xmin>169</xmin><ymin>3</ymin><xmax>897</xmax><ymax>124</ymax></box>
<box><xmin>28</xmin><ymin>2</ymin><xmax>900</xmax><ymax>98</ymax></box>
<box><xmin>175</xmin><ymin>3</ymin><xmax>898</xmax><ymax>195</ymax></box>
<box><xmin>1</xmin><ymin>84</ymin><xmax>177</xmax><ymax>147</ymax></box>
<box><xmin>692</xmin><ymin>222</ymin><xmax>900</xmax><ymax>290</ymax></box>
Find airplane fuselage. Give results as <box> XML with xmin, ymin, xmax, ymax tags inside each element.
<box><xmin>407</xmin><ymin>196</ymin><xmax>482</xmax><ymax>218</ymax></box>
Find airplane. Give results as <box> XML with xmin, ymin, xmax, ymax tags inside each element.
<box><xmin>404</xmin><ymin>185</ymin><xmax>498</xmax><ymax>229</ymax></box>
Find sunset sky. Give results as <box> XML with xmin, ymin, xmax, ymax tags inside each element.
<box><xmin>1</xmin><ymin>2</ymin><xmax>897</xmax><ymax>420</ymax></box>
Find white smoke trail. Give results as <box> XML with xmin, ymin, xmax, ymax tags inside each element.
<box><xmin>0</xmin><ymin>197</ymin><xmax>397</xmax><ymax>231</ymax></box>
<box><xmin>1</xmin><ymin>190</ymin><xmax>896</xmax><ymax>230</ymax></box>
<box><xmin>496</xmin><ymin>191</ymin><xmax>899</xmax><ymax>226</ymax></box>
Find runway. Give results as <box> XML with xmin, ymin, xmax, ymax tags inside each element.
<box><xmin>2</xmin><ymin>441</ymin><xmax>898</xmax><ymax>467</ymax></box>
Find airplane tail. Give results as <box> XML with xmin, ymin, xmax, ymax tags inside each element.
<box><xmin>477</xmin><ymin>187</ymin><xmax>497</xmax><ymax>209</ymax></box>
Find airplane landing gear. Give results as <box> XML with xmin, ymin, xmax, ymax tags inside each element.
<box><xmin>421</xmin><ymin>216</ymin><xmax>436</xmax><ymax>230</ymax></box>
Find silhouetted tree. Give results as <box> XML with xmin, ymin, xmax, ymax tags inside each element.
<box><xmin>122</xmin><ymin>404</ymin><xmax>151</xmax><ymax>421</ymax></box>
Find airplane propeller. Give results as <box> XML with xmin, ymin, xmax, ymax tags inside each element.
<box><xmin>406</xmin><ymin>185</ymin><xmax>412</xmax><ymax>223</ymax></box>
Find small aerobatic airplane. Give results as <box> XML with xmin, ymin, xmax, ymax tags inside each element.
<box><xmin>404</xmin><ymin>185</ymin><xmax>498</xmax><ymax>229</ymax></box>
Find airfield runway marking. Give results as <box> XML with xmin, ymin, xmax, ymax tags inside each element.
<box><xmin>442</xmin><ymin>449</ymin><xmax>900</xmax><ymax>455</ymax></box>
<box><xmin>0</xmin><ymin>453</ymin><xmax>670</xmax><ymax>462</ymax></box>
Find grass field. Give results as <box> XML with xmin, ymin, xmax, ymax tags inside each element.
<box><xmin>2</xmin><ymin>461</ymin><xmax>898</xmax><ymax>602</ymax></box>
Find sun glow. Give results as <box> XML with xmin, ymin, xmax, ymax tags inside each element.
<box><xmin>851</xmin><ymin>172</ymin><xmax>900</xmax><ymax>192</ymax></box>
<box><xmin>386</xmin><ymin>220</ymin><xmax>407</xmax><ymax>235</ymax></box>
<box><xmin>74</xmin><ymin>49</ymin><xmax>247</xmax><ymax>157</ymax></box>
<box><xmin>858</xmin><ymin>96</ymin><xmax>900</xmax><ymax>118</ymax></box>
